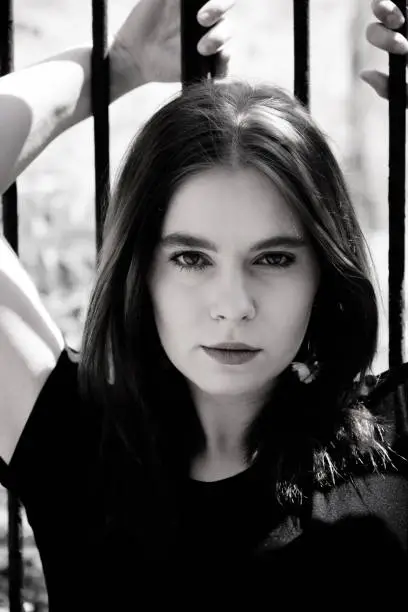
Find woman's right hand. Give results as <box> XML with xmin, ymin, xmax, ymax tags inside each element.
<box><xmin>361</xmin><ymin>0</ymin><xmax>408</xmax><ymax>102</ymax></box>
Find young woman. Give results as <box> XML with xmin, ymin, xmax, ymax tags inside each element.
<box><xmin>0</xmin><ymin>0</ymin><xmax>407</xmax><ymax>608</ymax></box>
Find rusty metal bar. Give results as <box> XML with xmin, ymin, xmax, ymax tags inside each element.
<box><xmin>293</xmin><ymin>0</ymin><xmax>310</xmax><ymax>108</ymax></box>
<box><xmin>180</xmin><ymin>0</ymin><xmax>221</xmax><ymax>89</ymax></box>
<box><xmin>0</xmin><ymin>0</ymin><xmax>24</xmax><ymax>610</ymax></box>
<box><xmin>388</xmin><ymin>0</ymin><xmax>407</xmax><ymax>369</ymax></box>
<box><xmin>91</xmin><ymin>0</ymin><xmax>110</xmax><ymax>255</ymax></box>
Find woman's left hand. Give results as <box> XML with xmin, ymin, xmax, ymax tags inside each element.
<box><xmin>110</xmin><ymin>0</ymin><xmax>234</xmax><ymax>94</ymax></box>
<box><xmin>361</xmin><ymin>0</ymin><xmax>408</xmax><ymax>101</ymax></box>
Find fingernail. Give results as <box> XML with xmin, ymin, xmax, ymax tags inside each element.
<box><xmin>395</xmin><ymin>34</ymin><xmax>408</xmax><ymax>53</ymax></box>
<box><xmin>198</xmin><ymin>11</ymin><xmax>211</xmax><ymax>26</ymax></box>
<box><xmin>197</xmin><ymin>39</ymin><xmax>209</xmax><ymax>55</ymax></box>
<box><xmin>388</xmin><ymin>12</ymin><xmax>404</xmax><ymax>29</ymax></box>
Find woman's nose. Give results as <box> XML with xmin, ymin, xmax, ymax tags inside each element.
<box><xmin>209</xmin><ymin>269</ymin><xmax>256</xmax><ymax>321</ymax></box>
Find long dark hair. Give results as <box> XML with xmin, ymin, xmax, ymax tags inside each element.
<box><xmin>78</xmin><ymin>79</ymin><xmax>391</xmax><ymax>555</ymax></box>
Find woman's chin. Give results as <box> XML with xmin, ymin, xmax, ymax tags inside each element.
<box><xmin>187</xmin><ymin>372</ymin><xmax>267</xmax><ymax>398</ymax></box>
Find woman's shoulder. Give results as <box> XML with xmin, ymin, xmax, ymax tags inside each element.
<box><xmin>19</xmin><ymin>342</ymin><xmax>99</xmax><ymax>436</ymax></box>
<box><xmin>0</xmin><ymin>344</ymin><xmax>101</xmax><ymax>496</ymax></box>
<box><xmin>311</xmin><ymin>363</ymin><xmax>408</xmax><ymax>560</ymax></box>
<box><xmin>48</xmin><ymin>343</ymin><xmax>80</xmax><ymax>384</ymax></box>
<box><xmin>24</xmin><ymin>343</ymin><xmax>83</xmax><ymax>417</ymax></box>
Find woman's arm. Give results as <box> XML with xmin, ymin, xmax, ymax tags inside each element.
<box><xmin>0</xmin><ymin>46</ymin><xmax>123</xmax><ymax>196</ymax></box>
<box><xmin>361</xmin><ymin>0</ymin><xmax>408</xmax><ymax>101</ymax></box>
<box><xmin>0</xmin><ymin>0</ymin><xmax>233</xmax><ymax>195</ymax></box>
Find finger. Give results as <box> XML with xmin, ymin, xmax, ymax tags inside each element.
<box><xmin>197</xmin><ymin>17</ymin><xmax>233</xmax><ymax>56</ymax></box>
<box><xmin>197</xmin><ymin>0</ymin><xmax>235</xmax><ymax>27</ymax></box>
<box><xmin>366</xmin><ymin>21</ymin><xmax>408</xmax><ymax>54</ymax></box>
<box><xmin>360</xmin><ymin>68</ymin><xmax>408</xmax><ymax>104</ymax></box>
<box><xmin>371</xmin><ymin>0</ymin><xmax>406</xmax><ymax>29</ymax></box>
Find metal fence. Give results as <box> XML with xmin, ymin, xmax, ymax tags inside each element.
<box><xmin>0</xmin><ymin>0</ymin><xmax>406</xmax><ymax>609</ymax></box>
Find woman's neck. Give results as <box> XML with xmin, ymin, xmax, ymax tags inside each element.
<box><xmin>187</xmin><ymin>384</ymin><xmax>269</xmax><ymax>481</ymax></box>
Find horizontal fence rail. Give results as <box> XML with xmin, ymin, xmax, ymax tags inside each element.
<box><xmin>0</xmin><ymin>0</ymin><xmax>406</xmax><ymax>609</ymax></box>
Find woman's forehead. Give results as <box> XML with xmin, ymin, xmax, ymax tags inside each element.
<box><xmin>162</xmin><ymin>166</ymin><xmax>304</xmax><ymax>239</ymax></box>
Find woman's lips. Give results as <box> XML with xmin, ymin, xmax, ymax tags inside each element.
<box><xmin>201</xmin><ymin>346</ymin><xmax>261</xmax><ymax>365</ymax></box>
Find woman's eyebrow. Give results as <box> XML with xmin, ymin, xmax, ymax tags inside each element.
<box><xmin>159</xmin><ymin>232</ymin><xmax>307</xmax><ymax>252</ymax></box>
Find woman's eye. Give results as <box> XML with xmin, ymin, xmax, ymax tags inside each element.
<box><xmin>256</xmin><ymin>253</ymin><xmax>295</xmax><ymax>267</ymax></box>
<box><xmin>170</xmin><ymin>252</ymin><xmax>210</xmax><ymax>272</ymax></box>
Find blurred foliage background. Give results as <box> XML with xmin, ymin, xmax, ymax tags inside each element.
<box><xmin>1</xmin><ymin>0</ymin><xmax>408</xmax><ymax>609</ymax></box>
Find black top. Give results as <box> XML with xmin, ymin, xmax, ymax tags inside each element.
<box><xmin>0</xmin><ymin>347</ymin><xmax>408</xmax><ymax>609</ymax></box>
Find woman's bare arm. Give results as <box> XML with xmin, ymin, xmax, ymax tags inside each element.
<box><xmin>0</xmin><ymin>235</ymin><xmax>65</xmax><ymax>463</ymax></box>
<box><xmin>0</xmin><ymin>44</ymin><xmax>140</xmax><ymax>196</ymax></box>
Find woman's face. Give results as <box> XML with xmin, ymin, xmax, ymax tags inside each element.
<box><xmin>147</xmin><ymin>166</ymin><xmax>320</xmax><ymax>399</ymax></box>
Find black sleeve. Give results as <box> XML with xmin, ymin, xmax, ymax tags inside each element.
<box><xmin>0</xmin><ymin>345</ymin><xmax>81</xmax><ymax>499</ymax></box>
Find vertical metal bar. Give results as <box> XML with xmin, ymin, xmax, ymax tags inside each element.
<box><xmin>91</xmin><ymin>0</ymin><xmax>110</xmax><ymax>256</ymax></box>
<box><xmin>180</xmin><ymin>0</ymin><xmax>221</xmax><ymax>89</ymax></box>
<box><xmin>0</xmin><ymin>0</ymin><xmax>18</xmax><ymax>253</ymax></box>
<box><xmin>293</xmin><ymin>0</ymin><xmax>310</xmax><ymax>108</ymax></box>
<box><xmin>0</xmin><ymin>1</ymin><xmax>24</xmax><ymax>611</ymax></box>
<box><xmin>388</xmin><ymin>0</ymin><xmax>407</xmax><ymax>369</ymax></box>
<box><xmin>7</xmin><ymin>495</ymin><xmax>23</xmax><ymax>612</ymax></box>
